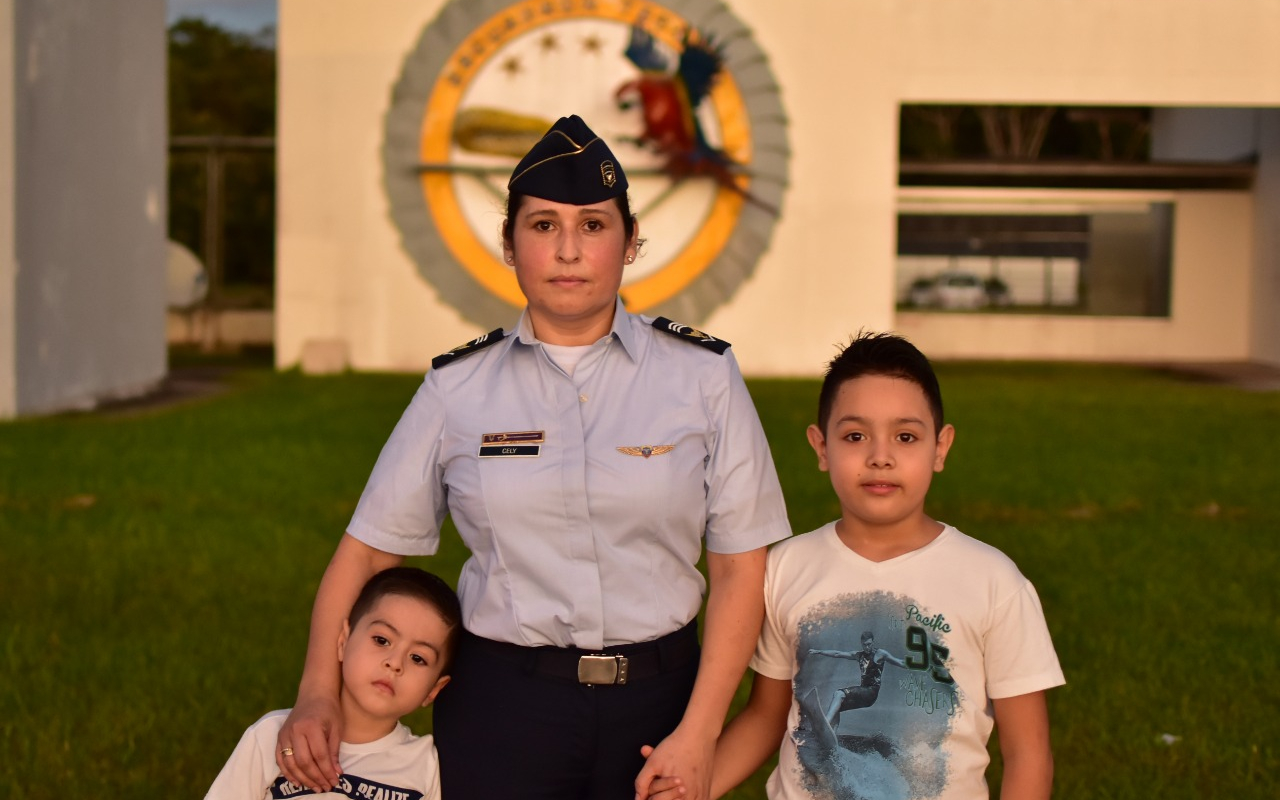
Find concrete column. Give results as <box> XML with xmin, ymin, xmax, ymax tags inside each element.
<box><xmin>1</xmin><ymin>0</ymin><xmax>15</xmax><ymax>416</ymax></box>
<box><xmin>6</xmin><ymin>0</ymin><xmax>167</xmax><ymax>417</ymax></box>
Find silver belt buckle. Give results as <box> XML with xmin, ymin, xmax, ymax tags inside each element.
<box><xmin>577</xmin><ymin>654</ymin><xmax>629</xmax><ymax>685</ymax></box>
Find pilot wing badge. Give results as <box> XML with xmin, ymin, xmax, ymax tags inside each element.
<box><xmin>617</xmin><ymin>445</ymin><xmax>676</xmax><ymax>458</ymax></box>
<box><xmin>432</xmin><ymin>328</ymin><xmax>506</xmax><ymax>369</ymax></box>
<box><xmin>651</xmin><ymin>317</ymin><xmax>730</xmax><ymax>354</ymax></box>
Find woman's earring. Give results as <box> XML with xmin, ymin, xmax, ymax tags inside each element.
<box><xmin>626</xmin><ymin>254</ymin><xmax>635</xmax><ymax>264</ymax></box>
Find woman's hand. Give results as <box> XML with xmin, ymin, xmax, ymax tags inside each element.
<box><xmin>635</xmin><ymin>729</ymin><xmax>713</xmax><ymax>800</ymax></box>
<box><xmin>638</xmin><ymin>745</ymin><xmax>687</xmax><ymax>800</ymax></box>
<box><xmin>276</xmin><ymin>690</ymin><xmax>343</xmax><ymax>792</ymax></box>
<box><xmin>636</xmin><ymin>548</ymin><xmax>769</xmax><ymax>800</ymax></box>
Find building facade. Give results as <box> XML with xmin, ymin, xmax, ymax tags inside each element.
<box><xmin>276</xmin><ymin>0</ymin><xmax>1280</xmax><ymax>375</ymax></box>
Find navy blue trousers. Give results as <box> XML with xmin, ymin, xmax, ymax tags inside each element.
<box><xmin>434</xmin><ymin>629</ymin><xmax>699</xmax><ymax>800</ymax></box>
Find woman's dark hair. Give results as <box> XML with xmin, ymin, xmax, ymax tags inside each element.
<box><xmin>348</xmin><ymin>567</ymin><xmax>463</xmax><ymax>674</ymax></box>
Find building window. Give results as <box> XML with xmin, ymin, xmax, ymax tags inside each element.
<box><xmin>896</xmin><ymin>202</ymin><xmax>1174</xmax><ymax>317</ymax></box>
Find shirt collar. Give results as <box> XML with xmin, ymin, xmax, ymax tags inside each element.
<box><xmin>509</xmin><ymin>296</ymin><xmax>640</xmax><ymax>363</ymax></box>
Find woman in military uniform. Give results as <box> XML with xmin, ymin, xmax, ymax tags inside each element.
<box><xmin>274</xmin><ymin>115</ymin><xmax>790</xmax><ymax>800</ymax></box>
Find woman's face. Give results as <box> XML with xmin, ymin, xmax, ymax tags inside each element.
<box><xmin>504</xmin><ymin>196</ymin><xmax>638</xmax><ymax>345</ymax></box>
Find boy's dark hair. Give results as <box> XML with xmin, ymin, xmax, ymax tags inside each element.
<box><xmin>818</xmin><ymin>331</ymin><xmax>944</xmax><ymax>435</ymax></box>
<box><xmin>348</xmin><ymin>567</ymin><xmax>463</xmax><ymax>674</ymax></box>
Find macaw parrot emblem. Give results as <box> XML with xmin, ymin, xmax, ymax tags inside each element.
<box><xmin>616</xmin><ymin>26</ymin><xmax>775</xmax><ymax>213</ymax></box>
<box><xmin>383</xmin><ymin>0</ymin><xmax>789</xmax><ymax>329</ymax></box>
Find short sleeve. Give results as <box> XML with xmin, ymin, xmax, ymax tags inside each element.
<box><xmin>749</xmin><ymin>547</ymin><xmax>795</xmax><ymax>681</ymax></box>
<box><xmin>984</xmin><ymin>580</ymin><xmax>1066</xmax><ymax>699</ymax></box>
<box><xmin>420</xmin><ymin>736</ymin><xmax>442</xmax><ymax>800</ymax></box>
<box><xmin>703</xmin><ymin>352</ymin><xmax>791</xmax><ymax>554</ymax></box>
<box><xmin>347</xmin><ymin>376</ymin><xmax>450</xmax><ymax>556</ymax></box>
<box><xmin>204</xmin><ymin>711</ymin><xmax>287</xmax><ymax>800</ymax></box>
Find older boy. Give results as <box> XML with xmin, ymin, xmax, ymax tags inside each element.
<box><xmin>660</xmin><ymin>332</ymin><xmax>1064</xmax><ymax>800</ymax></box>
<box><xmin>206</xmin><ymin>568</ymin><xmax>460</xmax><ymax>800</ymax></box>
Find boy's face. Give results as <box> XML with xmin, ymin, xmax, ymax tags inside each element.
<box><xmin>807</xmin><ymin>374</ymin><xmax>954</xmax><ymax>533</ymax></box>
<box><xmin>338</xmin><ymin>593</ymin><xmax>452</xmax><ymax>728</ymax></box>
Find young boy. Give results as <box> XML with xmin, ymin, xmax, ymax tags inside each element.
<box><xmin>663</xmin><ymin>332</ymin><xmax>1065</xmax><ymax>800</ymax></box>
<box><xmin>206</xmin><ymin>567</ymin><xmax>460</xmax><ymax>800</ymax></box>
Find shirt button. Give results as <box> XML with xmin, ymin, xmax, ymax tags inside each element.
<box><xmin>579</xmin><ymin>394</ymin><xmax>589</xmax><ymax>403</ymax></box>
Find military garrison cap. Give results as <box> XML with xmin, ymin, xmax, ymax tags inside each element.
<box><xmin>507</xmin><ymin>115</ymin><xmax>628</xmax><ymax>205</ymax></box>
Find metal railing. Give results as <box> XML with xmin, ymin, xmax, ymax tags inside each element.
<box><xmin>169</xmin><ymin>135</ymin><xmax>275</xmax><ymax>307</ymax></box>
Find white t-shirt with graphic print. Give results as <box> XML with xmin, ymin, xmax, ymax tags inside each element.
<box><xmin>751</xmin><ymin>523</ymin><xmax>1064</xmax><ymax>800</ymax></box>
<box><xmin>205</xmin><ymin>709</ymin><xmax>440</xmax><ymax>800</ymax></box>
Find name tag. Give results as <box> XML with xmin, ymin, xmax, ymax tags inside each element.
<box><xmin>478</xmin><ymin>444</ymin><xmax>541</xmax><ymax>457</ymax></box>
<box><xmin>479</xmin><ymin>430</ymin><xmax>544</xmax><ymax>458</ymax></box>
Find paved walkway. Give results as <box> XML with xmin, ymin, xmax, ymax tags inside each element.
<box><xmin>1157</xmin><ymin>361</ymin><xmax>1280</xmax><ymax>392</ymax></box>
<box><xmin>1157</xmin><ymin>360</ymin><xmax>1280</xmax><ymax>391</ymax></box>
<box><xmin>92</xmin><ymin>364</ymin><xmax>236</xmax><ymax>416</ymax></box>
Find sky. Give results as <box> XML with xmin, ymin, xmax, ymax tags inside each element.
<box><xmin>167</xmin><ymin>0</ymin><xmax>277</xmax><ymax>33</ymax></box>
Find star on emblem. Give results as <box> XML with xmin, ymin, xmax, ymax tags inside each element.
<box><xmin>617</xmin><ymin>445</ymin><xmax>676</xmax><ymax>458</ymax></box>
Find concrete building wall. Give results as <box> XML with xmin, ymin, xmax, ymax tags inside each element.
<box><xmin>1</xmin><ymin>0</ymin><xmax>16</xmax><ymax>416</ymax></box>
<box><xmin>1151</xmin><ymin>107</ymin><xmax>1262</xmax><ymax>162</ymax></box>
<box><xmin>276</xmin><ymin>0</ymin><xmax>439</xmax><ymax>373</ymax></box>
<box><xmin>277</xmin><ymin>0</ymin><xmax>1280</xmax><ymax>375</ymax></box>
<box><xmin>7</xmin><ymin>0</ymin><xmax>167</xmax><ymax>415</ymax></box>
<box><xmin>1149</xmin><ymin>106</ymin><xmax>1280</xmax><ymax>366</ymax></box>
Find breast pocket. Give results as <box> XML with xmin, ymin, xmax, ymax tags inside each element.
<box><xmin>602</xmin><ymin>427</ymin><xmax>708</xmax><ymax>528</ymax></box>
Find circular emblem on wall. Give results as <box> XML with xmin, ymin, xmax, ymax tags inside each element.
<box><xmin>384</xmin><ymin>0</ymin><xmax>789</xmax><ymax>328</ymax></box>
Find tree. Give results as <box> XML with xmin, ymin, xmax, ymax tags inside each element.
<box><xmin>900</xmin><ymin>104</ymin><xmax>1150</xmax><ymax>163</ymax></box>
<box><xmin>169</xmin><ymin>18</ymin><xmax>275</xmax><ymax>136</ymax></box>
<box><xmin>168</xmin><ymin>19</ymin><xmax>276</xmax><ymax>303</ymax></box>
<box><xmin>975</xmin><ymin>105</ymin><xmax>1055</xmax><ymax>160</ymax></box>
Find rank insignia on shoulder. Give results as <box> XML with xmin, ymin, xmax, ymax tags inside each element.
<box><xmin>651</xmin><ymin>317</ymin><xmax>730</xmax><ymax>355</ymax></box>
<box><xmin>431</xmin><ymin>328</ymin><xmax>506</xmax><ymax>370</ymax></box>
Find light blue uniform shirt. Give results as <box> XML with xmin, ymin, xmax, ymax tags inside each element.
<box><xmin>348</xmin><ymin>300</ymin><xmax>791</xmax><ymax>649</ymax></box>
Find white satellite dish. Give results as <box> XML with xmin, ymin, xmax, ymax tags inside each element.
<box><xmin>167</xmin><ymin>240</ymin><xmax>209</xmax><ymax>309</ymax></box>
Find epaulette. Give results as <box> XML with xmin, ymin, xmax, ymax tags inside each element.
<box><xmin>431</xmin><ymin>328</ymin><xmax>506</xmax><ymax>369</ymax></box>
<box><xmin>651</xmin><ymin>317</ymin><xmax>730</xmax><ymax>355</ymax></box>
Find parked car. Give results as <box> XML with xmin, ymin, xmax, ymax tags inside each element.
<box><xmin>908</xmin><ymin>277</ymin><xmax>935</xmax><ymax>307</ymax></box>
<box><xmin>933</xmin><ymin>271</ymin><xmax>987</xmax><ymax>308</ymax></box>
<box><xmin>907</xmin><ymin>271</ymin><xmax>1014</xmax><ymax>310</ymax></box>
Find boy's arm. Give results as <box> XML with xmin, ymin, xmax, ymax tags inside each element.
<box><xmin>709</xmin><ymin>673</ymin><xmax>792</xmax><ymax>798</ymax></box>
<box><xmin>633</xmin><ymin>547</ymin><xmax>768</xmax><ymax>800</ymax></box>
<box><xmin>992</xmin><ymin>691</ymin><xmax>1053</xmax><ymax>800</ymax></box>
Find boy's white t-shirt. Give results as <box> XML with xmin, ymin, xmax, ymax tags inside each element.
<box><xmin>752</xmin><ymin>523</ymin><xmax>1065</xmax><ymax>800</ymax></box>
<box><xmin>205</xmin><ymin>709</ymin><xmax>440</xmax><ymax>800</ymax></box>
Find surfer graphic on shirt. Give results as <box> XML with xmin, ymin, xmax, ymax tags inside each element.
<box><xmin>809</xmin><ymin>630</ymin><xmax>908</xmax><ymax>730</ymax></box>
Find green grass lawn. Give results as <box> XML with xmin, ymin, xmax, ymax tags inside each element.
<box><xmin>1</xmin><ymin>356</ymin><xmax>1276</xmax><ymax>798</ymax></box>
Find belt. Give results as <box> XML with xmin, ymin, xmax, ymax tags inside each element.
<box><xmin>461</xmin><ymin>620</ymin><xmax>699</xmax><ymax>686</ymax></box>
